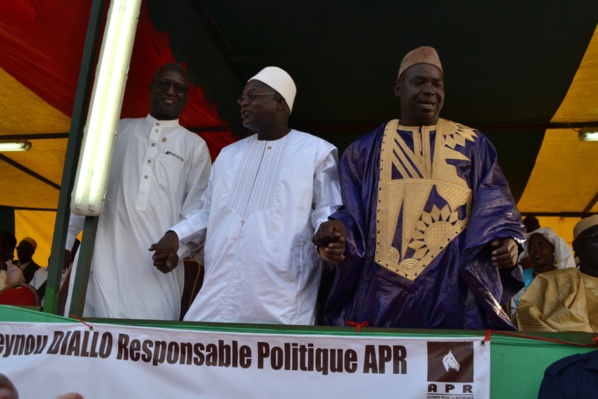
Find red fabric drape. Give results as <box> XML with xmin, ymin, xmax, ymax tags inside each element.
<box><xmin>0</xmin><ymin>0</ymin><xmax>235</xmax><ymax>159</ymax></box>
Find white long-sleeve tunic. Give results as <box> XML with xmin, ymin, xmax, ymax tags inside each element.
<box><xmin>66</xmin><ymin>115</ymin><xmax>211</xmax><ymax>320</ymax></box>
<box><xmin>174</xmin><ymin>130</ymin><xmax>342</xmax><ymax>325</ymax></box>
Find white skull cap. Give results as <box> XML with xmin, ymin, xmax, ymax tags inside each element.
<box><xmin>574</xmin><ymin>214</ymin><xmax>598</xmax><ymax>240</ymax></box>
<box><xmin>248</xmin><ymin>66</ymin><xmax>297</xmax><ymax>113</ymax></box>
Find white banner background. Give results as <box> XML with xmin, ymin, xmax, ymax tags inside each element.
<box><xmin>0</xmin><ymin>322</ymin><xmax>490</xmax><ymax>398</ymax></box>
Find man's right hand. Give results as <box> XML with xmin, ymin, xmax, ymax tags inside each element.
<box><xmin>312</xmin><ymin>220</ymin><xmax>347</xmax><ymax>264</ymax></box>
<box><xmin>149</xmin><ymin>231</ymin><xmax>180</xmax><ymax>274</ymax></box>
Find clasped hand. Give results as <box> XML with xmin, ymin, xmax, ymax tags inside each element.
<box><xmin>312</xmin><ymin>220</ymin><xmax>347</xmax><ymax>264</ymax></box>
<box><xmin>149</xmin><ymin>231</ymin><xmax>180</xmax><ymax>274</ymax></box>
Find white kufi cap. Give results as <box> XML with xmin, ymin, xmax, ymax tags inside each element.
<box><xmin>248</xmin><ymin>66</ymin><xmax>297</xmax><ymax>113</ymax></box>
<box><xmin>574</xmin><ymin>214</ymin><xmax>598</xmax><ymax>240</ymax></box>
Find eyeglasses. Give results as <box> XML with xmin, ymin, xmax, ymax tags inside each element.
<box><xmin>576</xmin><ymin>232</ymin><xmax>598</xmax><ymax>243</ymax></box>
<box><xmin>237</xmin><ymin>92</ymin><xmax>276</xmax><ymax>105</ymax></box>
<box><xmin>155</xmin><ymin>81</ymin><xmax>188</xmax><ymax>95</ymax></box>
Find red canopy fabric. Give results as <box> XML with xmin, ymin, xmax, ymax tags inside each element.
<box><xmin>0</xmin><ymin>0</ymin><xmax>235</xmax><ymax>160</ymax></box>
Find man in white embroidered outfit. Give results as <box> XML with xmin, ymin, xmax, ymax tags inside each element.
<box><xmin>151</xmin><ymin>66</ymin><xmax>344</xmax><ymax>325</ymax></box>
<box><xmin>64</xmin><ymin>64</ymin><xmax>211</xmax><ymax>320</ymax></box>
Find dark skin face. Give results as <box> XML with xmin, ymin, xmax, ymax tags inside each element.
<box><xmin>16</xmin><ymin>241</ymin><xmax>34</xmax><ymax>264</ymax></box>
<box><xmin>527</xmin><ymin>233</ymin><xmax>556</xmax><ymax>274</ymax></box>
<box><xmin>148</xmin><ymin>64</ymin><xmax>190</xmax><ymax>120</ymax></box>
<box><xmin>239</xmin><ymin>80</ymin><xmax>290</xmax><ymax>141</ymax></box>
<box><xmin>394</xmin><ymin>64</ymin><xmax>445</xmax><ymax>126</ymax></box>
<box><xmin>573</xmin><ymin>225</ymin><xmax>598</xmax><ymax>278</ymax></box>
<box><xmin>523</xmin><ymin>216</ymin><xmax>541</xmax><ymax>233</ymax></box>
<box><xmin>0</xmin><ymin>374</ymin><xmax>18</xmax><ymax>399</ymax></box>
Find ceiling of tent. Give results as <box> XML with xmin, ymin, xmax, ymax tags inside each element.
<box><xmin>1</xmin><ymin>1</ymin><xmax>597</xmax><ymax>239</ymax></box>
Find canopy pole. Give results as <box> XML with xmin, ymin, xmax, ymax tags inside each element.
<box><xmin>44</xmin><ymin>0</ymin><xmax>106</xmax><ymax>315</ymax></box>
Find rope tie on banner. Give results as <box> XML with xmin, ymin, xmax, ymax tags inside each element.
<box><xmin>346</xmin><ymin>321</ymin><xmax>368</xmax><ymax>332</ymax></box>
<box><xmin>69</xmin><ymin>313</ymin><xmax>94</xmax><ymax>330</ymax></box>
<box><xmin>481</xmin><ymin>329</ymin><xmax>492</xmax><ymax>346</ymax></box>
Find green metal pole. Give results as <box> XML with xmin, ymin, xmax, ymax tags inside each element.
<box><xmin>68</xmin><ymin>216</ymin><xmax>99</xmax><ymax>316</ymax></box>
<box><xmin>44</xmin><ymin>0</ymin><xmax>106</xmax><ymax>315</ymax></box>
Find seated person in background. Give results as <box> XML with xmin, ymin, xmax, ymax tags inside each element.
<box><xmin>515</xmin><ymin>214</ymin><xmax>598</xmax><ymax>332</ymax></box>
<box><xmin>523</xmin><ymin>215</ymin><xmax>541</xmax><ymax>233</ymax></box>
<box><xmin>538</xmin><ymin>350</ymin><xmax>598</xmax><ymax>398</ymax></box>
<box><xmin>15</xmin><ymin>237</ymin><xmax>41</xmax><ymax>284</ymax></box>
<box><xmin>509</xmin><ymin>227</ymin><xmax>575</xmax><ymax>317</ymax></box>
<box><xmin>517</xmin><ymin>214</ymin><xmax>541</xmax><ymax>270</ymax></box>
<box><xmin>0</xmin><ymin>231</ymin><xmax>25</xmax><ymax>290</ymax></box>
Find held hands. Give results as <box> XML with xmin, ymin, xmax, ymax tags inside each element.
<box><xmin>312</xmin><ymin>220</ymin><xmax>347</xmax><ymax>265</ymax></box>
<box><xmin>149</xmin><ymin>231</ymin><xmax>180</xmax><ymax>274</ymax></box>
<box><xmin>490</xmin><ymin>237</ymin><xmax>518</xmax><ymax>269</ymax></box>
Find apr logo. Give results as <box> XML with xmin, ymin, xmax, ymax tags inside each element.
<box><xmin>443</xmin><ymin>350</ymin><xmax>460</xmax><ymax>373</ymax></box>
<box><xmin>427</xmin><ymin>342</ymin><xmax>473</xmax><ymax>383</ymax></box>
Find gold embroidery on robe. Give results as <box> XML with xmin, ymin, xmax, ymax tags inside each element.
<box><xmin>375</xmin><ymin>119</ymin><xmax>476</xmax><ymax>280</ymax></box>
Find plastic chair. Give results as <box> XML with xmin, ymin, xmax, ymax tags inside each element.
<box><xmin>0</xmin><ymin>283</ymin><xmax>40</xmax><ymax>307</ymax></box>
<box><xmin>180</xmin><ymin>258</ymin><xmax>204</xmax><ymax>320</ymax></box>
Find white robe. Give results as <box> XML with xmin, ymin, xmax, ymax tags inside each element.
<box><xmin>65</xmin><ymin>115</ymin><xmax>211</xmax><ymax>320</ymax></box>
<box><xmin>174</xmin><ymin>130</ymin><xmax>342</xmax><ymax>325</ymax></box>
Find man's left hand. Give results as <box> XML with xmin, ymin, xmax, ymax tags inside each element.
<box><xmin>490</xmin><ymin>237</ymin><xmax>518</xmax><ymax>269</ymax></box>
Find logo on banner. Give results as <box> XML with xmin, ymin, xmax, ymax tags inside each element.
<box><xmin>426</xmin><ymin>342</ymin><xmax>474</xmax><ymax>399</ymax></box>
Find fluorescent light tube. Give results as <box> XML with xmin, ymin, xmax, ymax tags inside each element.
<box><xmin>71</xmin><ymin>0</ymin><xmax>142</xmax><ymax>216</ymax></box>
<box><xmin>0</xmin><ymin>140</ymin><xmax>32</xmax><ymax>152</ymax></box>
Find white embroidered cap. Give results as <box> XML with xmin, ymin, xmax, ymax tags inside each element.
<box><xmin>248</xmin><ymin>66</ymin><xmax>297</xmax><ymax>113</ymax></box>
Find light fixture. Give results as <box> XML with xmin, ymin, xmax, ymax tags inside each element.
<box><xmin>0</xmin><ymin>140</ymin><xmax>32</xmax><ymax>152</ymax></box>
<box><xmin>578</xmin><ymin>127</ymin><xmax>598</xmax><ymax>142</ymax></box>
<box><xmin>71</xmin><ymin>0</ymin><xmax>142</xmax><ymax>216</ymax></box>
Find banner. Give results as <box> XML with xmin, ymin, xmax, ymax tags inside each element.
<box><xmin>0</xmin><ymin>322</ymin><xmax>490</xmax><ymax>398</ymax></box>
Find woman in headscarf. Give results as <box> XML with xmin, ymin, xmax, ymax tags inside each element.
<box><xmin>509</xmin><ymin>227</ymin><xmax>575</xmax><ymax>317</ymax></box>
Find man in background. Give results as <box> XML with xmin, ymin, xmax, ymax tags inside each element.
<box><xmin>15</xmin><ymin>237</ymin><xmax>41</xmax><ymax>284</ymax></box>
<box><xmin>516</xmin><ymin>214</ymin><xmax>598</xmax><ymax>331</ymax></box>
